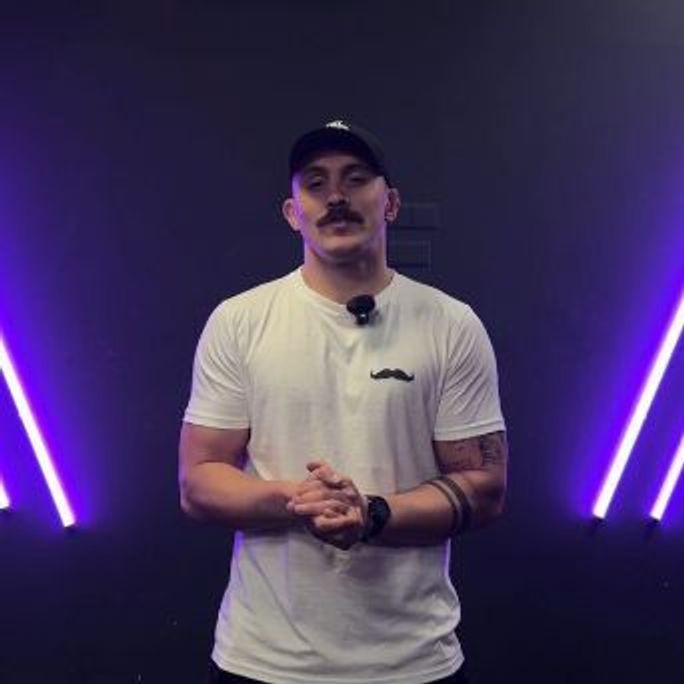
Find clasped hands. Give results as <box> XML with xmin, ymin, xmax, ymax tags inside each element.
<box><xmin>286</xmin><ymin>460</ymin><xmax>368</xmax><ymax>550</ymax></box>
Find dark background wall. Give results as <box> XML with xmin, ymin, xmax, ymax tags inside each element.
<box><xmin>1</xmin><ymin>2</ymin><xmax>682</xmax><ymax>682</ymax></box>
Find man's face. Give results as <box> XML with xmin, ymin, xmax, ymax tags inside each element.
<box><xmin>283</xmin><ymin>151</ymin><xmax>400</xmax><ymax>265</ymax></box>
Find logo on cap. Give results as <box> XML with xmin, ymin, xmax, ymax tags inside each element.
<box><xmin>326</xmin><ymin>120</ymin><xmax>350</xmax><ymax>131</ymax></box>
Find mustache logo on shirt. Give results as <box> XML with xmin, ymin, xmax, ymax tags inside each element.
<box><xmin>370</xmin><ymin>368</ymin><xmax>415</xmax><ymax>382</ymax></box>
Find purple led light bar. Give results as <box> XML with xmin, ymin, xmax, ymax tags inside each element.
<box><xmin>0</xmin><ymin>476</ymin><xmax>10</xmax><ymax>509</ymax></box>
<box><xmin>0</xmin><ymin>332</ymin><xmax>75</xmax><ymax>527</ymax></box>
<box><xmin>593</xmin><ymin>286</ymin><xmax>684</xmax><ymax>519</ymax></box>
<box><xmin>649</xmin><ymin>432</ymin><xmax>684</xmax><ymax>521</ymax></box>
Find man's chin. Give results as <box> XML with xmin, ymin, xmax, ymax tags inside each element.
<box><xmin>307</xmin><ymin>231</ymin><xmax>383</xmax><ymax>265</ymax></box>
<box><xmin>318</xmin><ymin>242</ymin><xmax>370</xmax><ymax>265</ymax></box>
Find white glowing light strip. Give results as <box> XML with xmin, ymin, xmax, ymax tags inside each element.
<box><xmin>593</xmin><ymin>287</ymin><xmax>684</xmax><ymax>519</ymax></box>
<box><xmin>0</xmin><ymin>477</ymin><xmax>10</xmax><ymax>509</ymax></box>
<box><xmin>650</xmin><ymin>433</ymin><xmax>684</xmax><ymax>521</ymax></box>
<box><xmin>0</xmin><ymin>333</ymin><xmax>75</xmax><ymax>526</ymax></box>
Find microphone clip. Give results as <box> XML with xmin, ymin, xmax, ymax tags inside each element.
<box><xmin>346</xmin><ymin>294</ymin><xmax>376</xmax><ymax>326</ymax></box>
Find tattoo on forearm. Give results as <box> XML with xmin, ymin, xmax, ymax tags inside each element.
<box><xmin>424</xmin><ymin>480</ymin><xmax>460</xmax><ymax>528</ymax></box>
<box><xmin>437</xmin><ymin>476</ymin><xmax>472</xmax><ymax>531</ymax></box>
<box><xmin>424</xmin><ymin>476</ymin><xmax>472</xmax><ymax>533</ymax></box>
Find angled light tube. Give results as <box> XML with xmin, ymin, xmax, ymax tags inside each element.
<box><xmin>0</xmin><ymin>476</ymin><xmax>10</xmax><ymax>509</ymax></box>
<box><xmin>593</xmin><ymin>287</ymin><xmax>684</xmax><ymax>519</ymax></box>
<box><xmin>0</xmin><ymin>332</ymin><xmax>75</xmax><ymax>527</ymax></box>
<box><xmin>650</xmin><ymin>432</ymin><xmax>684</xmax><ymax>521</ymax></box>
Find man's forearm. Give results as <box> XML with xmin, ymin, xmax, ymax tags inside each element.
<box><xmin>180</xmin><ymin>462</ymin><xmax>298</xmax><ymax>531</ymax></box>
<box><xmin>291</xmin><ymin>459</ymin><xmax>506</xmax><ymax>548</ymax></box>
<box><xmin>372</xmin><ymin>431</ymin><xmax>509</xmax><ymax>546</ymax></box>
<box><xmin>375</xmin><ymin>472</ymin><xmax>505</xmax><ymax>546</ymax></box>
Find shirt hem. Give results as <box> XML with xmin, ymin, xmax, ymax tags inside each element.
<box><xmin>434</xmin><ymin>418</ymin><xmax>506</xmax><ymax>441</ymax></box>
<box><xmin>183</xmin><ymin>413</ymin><xmax>250</xmax><ymax>430</ymax></box>
<box><xmin>211</xmin><ymin>652</ymin><xmax>464</xmax><ymax>684</ymax></box>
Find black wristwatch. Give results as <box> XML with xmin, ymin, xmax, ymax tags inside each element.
<box><xmin>361</xmin><ymin>495</ymin><xmax>392</xmax><ymax>542</ymax></box>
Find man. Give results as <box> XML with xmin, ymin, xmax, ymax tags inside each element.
<box><xmin>180</xmin><ymin>120</ymin><xmax>507</xmax><ymax>684</ymax></box>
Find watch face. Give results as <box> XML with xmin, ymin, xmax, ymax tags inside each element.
<box><xmin>367</xmin><ymin>496</ymin><xmax>391</xmax><ymax>540</ymax></box>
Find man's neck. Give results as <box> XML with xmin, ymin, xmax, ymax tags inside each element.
<box><xmin>300</xmin><ymin>254</ymin><xmax>394</xmax><ymax>304</ymax></box>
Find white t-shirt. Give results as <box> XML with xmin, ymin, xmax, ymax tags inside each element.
<box><xmin>184</xmin><ymin>268</ymin><xmax>506</xmax><ymax>684</ymax></box>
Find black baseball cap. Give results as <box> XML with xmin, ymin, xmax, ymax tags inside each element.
<box><xmin>289</xmin><ymin>119</ymin><xmax>392</xmax><ymax>186</ymax></box>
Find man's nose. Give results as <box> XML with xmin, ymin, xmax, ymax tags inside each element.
<box><xmin>326</xmin><ymin>186</ymin><xmax>348</xmax><ymax>206</ymax></box>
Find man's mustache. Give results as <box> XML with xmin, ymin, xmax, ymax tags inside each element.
<box><xmin>317</xmin><ymin>206</ymin><xmax>364</xmax><ymax>227</ymax></box>
<box><xmin>370</xmin><ymin>369</ymin><xmax>415</xmax><ymax>382</ymax></box>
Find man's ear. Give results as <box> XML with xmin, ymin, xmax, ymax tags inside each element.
<box><xmin>384</xmin><ymin>188</ymin><xmax>401</xmax><ymax>224</ymax></box>
<box><xmin>282</xmin><ymin>198</ymin><xmax>300</xmax><ymax>232</ymax></box>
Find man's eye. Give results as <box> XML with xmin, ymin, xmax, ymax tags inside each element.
<box><xmin>348</xmin><ymin>174</ymin><xmax>369</xmax><ymax>185</ymax></box>
<box><xmin>306</xmin><ymin>178</ymin><xmax>324</xmax><ymax>190</ymax></box>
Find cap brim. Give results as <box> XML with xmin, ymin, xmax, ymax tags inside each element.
<box><xmin>289</xmin><ymin>127</ymin><xmax>387</xmax><ymax>181</ymax></box>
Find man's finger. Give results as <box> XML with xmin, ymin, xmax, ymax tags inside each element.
<box><xmin>309</xmin><ymin>465</ymin><xmax>348</xmax><ymax>488</ymax></box>
<box><xmin>294</xmin><ymin>479</ymin><xmax>330</xmax><ymax>496</ymax></box>
<box><xmin>312</xmin><ymin>510</ymin><xmax>361</xmax><ymax>530</ymax></box>
<box><xmin>292</xmin><ymin>499</ymin><xmax>349</xmax><ymax>517</ymax></box>
<box><xmin>292</xmin><ymin>486</ymin><xmax>353</xmax><ymax>505</ymax></box>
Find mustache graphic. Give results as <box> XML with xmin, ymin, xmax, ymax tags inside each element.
<box><xmin>370</xmin><ymin>368</ymin><xmax>415</xmax><ymax>382</ymax></box>
<box><xmin>317</xmin><ymin>205</ymin><xmax>363</xmax><ymax>227</ymax></box>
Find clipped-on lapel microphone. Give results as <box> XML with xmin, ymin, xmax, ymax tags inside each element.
<box><xmin>346</xmin><ymin>294</ymin><xmax>376</xmax><ymax>326</ymax></box>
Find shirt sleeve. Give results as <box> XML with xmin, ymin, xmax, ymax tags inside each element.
<box><xmin>433</xmin><ymin>305</ymin><xmax>506</xmax><ymax>441</ymax></box>
<box><xmin>183</xmin><ymin>302</ymin><xmax>250</xmax><ymax>429</ymax></box>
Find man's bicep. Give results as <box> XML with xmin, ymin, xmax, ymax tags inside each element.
<box><xmin>433</xmin><ymin>431</ymin><xmax>508</xmax><ymax>478</ymax></box>
<box><xmin>179</xmin><ymin>422</ymin><xmax>250</xmax><ymax>475</ymax></box>
<box><xmin>430</xmin><ymin>431</ymin><xmax>508</xmax><ymax>528</ymax></box>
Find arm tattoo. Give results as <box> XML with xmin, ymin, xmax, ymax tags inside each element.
<box><xmin>439</xmin><ymin>431</ymin><xmax>507</xmax><ymax>472</ymax></box>
<box><xmin>437</xmin><ymin>476</ymin><xmax>472</xmax><ymax>531</ymax></box>
<box><xmin>424</xmin><ymin>476</ymin><xmax>472</xmax><ymax>533</ymax></box>
<box><xmin>424</xmin><ymin>480</ymin><xmax>460</xmax><ymax>528</ymax></box>
<box><xmin>479</xmin><ymin>432</ymin><xmax>507</xmax><ymax>467</ymax></box>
